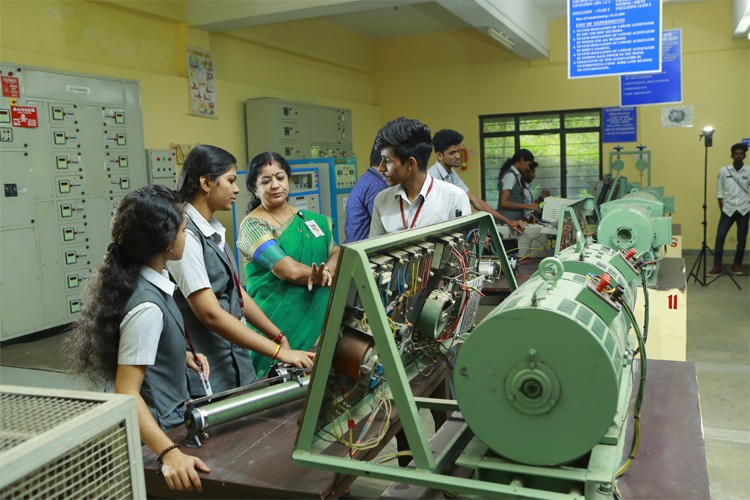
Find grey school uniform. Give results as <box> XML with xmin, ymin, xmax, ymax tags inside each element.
<box><xmin>122</xmin><ymin>277</ymin><xmax>190</xmax><ymax>429</ymax></box>
<box><xmin>497</xmin><ymin>166</ymin><xmax>525</xmax><ymax>221</ymax></box>
<box><xmin>173</xmin><ymin>216</ymin><xmax>257</xmax><ymax>395</ymax></box>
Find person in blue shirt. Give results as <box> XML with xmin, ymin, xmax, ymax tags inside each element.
<box><xmin>344</xmin><ymin>141</ymin><xmax>388</xmax><ymax>242</ymax></box>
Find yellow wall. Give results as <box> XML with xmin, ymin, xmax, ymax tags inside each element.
<box><xmin>0</xmin><ymin>1</ymin><xmax>381</xmax><ymax>165</ymax></box>
<box><xmin>1</xmin><ymin>0</ymin><xmax>747</xmax><ymax>250</ymax></box>
<box><xmin>374</xmin><ymin>2</ymin><xmax>749</xmax><ymax>251</ymax></box>
<box><xmin>0</xmin><ymin>0</ymin><xmax>381</xmax><ymax>233</ymax></box>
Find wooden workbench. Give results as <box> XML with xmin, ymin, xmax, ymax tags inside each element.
<box><xmin>142</xmin><ymin>361</ymin><xmax>450</xmax><ymax>498</ymax></box>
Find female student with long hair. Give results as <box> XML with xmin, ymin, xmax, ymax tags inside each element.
<box><xmin>166</xmin><ymin>145</ymin><xmax>314</xmax><ymax>392</ymax></box>
<box><xmin>238</xmin><ymin>152</ymin><xmax>340</xmax><ymax>377</ymax></box>
<box><xmin>497</xmin><ymin>148</ymin><xmax>537</xmax><ymax>221</ymax></box>
<box><xmin>64</xmin><ymin>185</ymin><xmax>210</xmax><ymax>492</ymax></box>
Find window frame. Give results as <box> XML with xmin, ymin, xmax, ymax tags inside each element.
<box><xmin>479</xmin><ymin>109</ymin><xmax>603</xmax><ymax>201</ymax></box>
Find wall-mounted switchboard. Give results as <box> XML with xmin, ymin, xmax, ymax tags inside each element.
<box><xmin>0</xmin><ymin>63</ymin><xmax>146</xmax><ymax>340</ymax></box>
<box><xmin>146</xmin><ymin>148</ymin><xmax>177</xmax><ymax>188</ymax></box>
<box><xmin>244</xmin><ymin>98</ymin><xmax>353</xmax><ymax>160</ymax></box>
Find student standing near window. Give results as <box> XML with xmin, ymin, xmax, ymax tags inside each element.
<box><xmin>497</xmin><ymin>149</ymin><xmax>537</xmax><ymax>222</ymax></box>
<box><xmin>429</xmin><ymin>128</ymin><xmax>524</xmax><ymax>233</ymax></box>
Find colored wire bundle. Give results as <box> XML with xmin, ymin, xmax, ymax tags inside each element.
<box><xmin>613</xmin><ymin>298</ymin><xmax>647</xmax><ymax>484</ymax></box>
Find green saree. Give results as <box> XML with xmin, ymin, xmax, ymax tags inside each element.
<box><xmin>238</xmin><ymin>209</ymin><xmax>333</xmax><ymax>377</ymax></box>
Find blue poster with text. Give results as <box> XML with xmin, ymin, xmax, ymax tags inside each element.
<box><xmin>603</xmin><ymin>107</ymin><xmax>638</xmax><ymax>143</ymax></box>
<box><xmin>621</xmin><ymin>29</ymin><xmax>682</xmax><ymax>106</ymax></box>
<box><xmin>569</xmin><ymin>0</ymin><xmax>662</xmax><ymax>79</ymax></box>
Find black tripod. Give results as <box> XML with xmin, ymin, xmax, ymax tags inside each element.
<box><xmin>688</xmin><ymin>129</ymin><xmax>741</xmax><ymax>289</ymax></box>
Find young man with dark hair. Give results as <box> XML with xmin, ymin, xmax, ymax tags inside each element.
<box><xmin>344</xmin><ymin>141</ymin><xmax>388</xmax><ymax>243</ymax></box>
<box><xmin>370</xmin><ymin>118</ymin><xmax>470</xmax><ymax>237</ymax></box>
<box><xmin>430</xmin><ymin>129</ymin><xmax>524</xmax><ymax>233</ymax></box>
<box><xmin>708</xmin><ymin>142</ymin><xmax>749</xmax><ymax>276</ymax></box>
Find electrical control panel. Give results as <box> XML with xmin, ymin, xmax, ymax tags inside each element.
<box><xmin>0</xmin><ymin>63</ymin><xmax>146</xmax><ymax>340</ymax></box>
<box><xmin>289</xmin><ymin>157</ymin><xmax>357</xmax><ymax>244</ymax></box>
<box><xmin>146</xmin><ymin>148</ymin><xmax>177</xmax><ymax>188</ymax></box>
<box><xmin>244</xmin><ymin>98</ymin><xmax>353</xmax><ymax>160</ymax></box>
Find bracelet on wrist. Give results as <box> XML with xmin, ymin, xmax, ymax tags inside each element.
<box><xmin>272</xmin><ymin>343</ymin><xmax>282</xmax><ymax>360</ymax></box>
<box><xmin>156</xmin><ymin>443</ymin><xmax>180</xmax><ymax>474</ymax></box>
<box><xmin>273</xmin><ymin>332</ymin><xmax>285</xmax><ymax>344</ymax></box>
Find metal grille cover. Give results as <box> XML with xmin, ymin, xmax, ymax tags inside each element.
<box><xmin>0</xmin><ymin>386</ymin><xmax>145</xmax><ymax>499</ymax></box>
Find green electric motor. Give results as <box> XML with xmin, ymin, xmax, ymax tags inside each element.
<box><xmin>553</xmin><ymin>242</ymin><xmax>640</xmax><ymax>308</ymax></box>
<box><xmin>598</xmin><ymin>191</ymin><xmax>672</xmax><ymax>258</ymax></box>
<box><xmin>455</xmin><ymin>253</ymin><xmax>638</xmax><ymax>466</ymax></box>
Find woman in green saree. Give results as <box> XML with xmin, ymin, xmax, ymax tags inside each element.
<box><xmin>238</xmin><ymin>152</ymin><xmax>340</xmax><ymax>377</ymax></box>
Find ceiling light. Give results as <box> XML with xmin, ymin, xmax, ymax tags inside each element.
<box><xmin>486</xmin><ymin>27</ymin><xmax>515</xmax><ymax>50</ymax></box>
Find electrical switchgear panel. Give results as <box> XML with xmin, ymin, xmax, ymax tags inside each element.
<box><xmin>289</xmin><ymin>157</ymin><xmax>356</xmax><ymax>244</ymax></box>
<box><xmin>0</xmin><ymin>63</ymin><xmax>147</xmax><ymax>340</ymax></box>
<box><xmin>146</xmin><ymin>148</ymin><xmax>177</xmax><ymax>188</ymax></box>
<box><xmin>244</xmin><ymin>98</ymin><xmax>353</xmax><ymax>160</ymax></box>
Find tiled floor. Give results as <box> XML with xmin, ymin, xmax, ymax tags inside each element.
<box><xmin>684</xmin><ymin>256</ymin><xmax>749</xmax><ymax>500</ymax></box>
<box><xmin>1</xmin><ymin>253</ymin><xmax>748</xmax><ymax>498</ymax></box>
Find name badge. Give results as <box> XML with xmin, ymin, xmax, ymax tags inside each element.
<box><xmin>305</xmin><ymin>219</ymin><xmax>325</xmax><ymax>238</ymax></box>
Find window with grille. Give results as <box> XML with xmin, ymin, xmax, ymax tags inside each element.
<box><xmin>480</xmin><ymin>110</ymin><xmax>602</xmax><ymax>210</ymax></box>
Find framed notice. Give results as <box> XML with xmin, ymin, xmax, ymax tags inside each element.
<box><xmin>602</xmin><ymin>107</ymin><xmax>637</xmax><ymax>143</ymax></box>
<box><xmin>186</xmin><ymin>46</ymin><xmax>217</xmax><ymax>118</ymax></box>
<box><xmin>621</xmin><ymin>29</ymin><xmax>682</xmax><ymax>107</ymax></box>
<box><xmin>569</xmin><ymin>0</ymin><xmax>662</xmax><ymax>79</ymax></box>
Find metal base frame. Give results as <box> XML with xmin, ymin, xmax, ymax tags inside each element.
<box><xmin>293</xmin><ymin>212</ymin><xmax>634</xmax><ymax>498</ymax></box>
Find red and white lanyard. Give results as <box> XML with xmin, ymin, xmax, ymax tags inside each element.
<box><xmin>400</xmin><ymin>177</ymin><xmax>434</xmax><ymax>231</ymax></box>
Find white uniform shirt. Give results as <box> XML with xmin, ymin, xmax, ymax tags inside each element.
<box><xmin>118</xmin><ymin>267</ymin><xmax>176</xmax><ymax>366</ymax></box>
<box><xmin>166</xmin><ymin>203</ymin><xmax>228</xmax><ymax>297</ymax></box>
<box><xmin>716</xmin><ymin>164</ymin><xmax>750</xmax><ymax>216</ymax></box>
<box><xmin>428</xmin><ymin>161</ymin><xmax>469</xmax><ymax>192</ymax></box>
<box><xmin>500</xmin><ymin>166</ymin><xmax>522</xmax><ymax>191</ymax></box>
<box><xmin>370</xmin><ymin>175</ymin><xmax>471</xmax><ymax>237</ymax></box>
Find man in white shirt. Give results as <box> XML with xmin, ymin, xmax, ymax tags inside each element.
<box><xmin>708</xmin><ymin>142</ymin><xmax>749</xmax><ymax>276</ymax></box>
<box><xmin>370</xmin><ymin>118</ymin><xmax>470</xmax><ymax>237</ymax></box>
<box><xmin>429</xmin><ymin>129</ymin><xmax>524</xmax><ymax>234</ymax></box>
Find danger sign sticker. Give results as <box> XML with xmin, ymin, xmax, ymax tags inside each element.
<box><xmin>11</xmin><ymin>106</ymin><xmax>38</xmax><ymax>128</ymax></box>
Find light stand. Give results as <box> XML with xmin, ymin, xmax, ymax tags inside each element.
<box><xmin>688</xmin><ymin>127</ymin><xmax>741</xmax><ymax>289</ymax></box>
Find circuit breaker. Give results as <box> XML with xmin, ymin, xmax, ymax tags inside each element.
<box><xmin>244</xmin><ymin>98</ymin><xmax>353</xmax><ymax>160</ymax></box>
<box><xmin>0</xmin><ymin>63</ymin><xmax>147</xmax><ymax>340</ymax></box>
<box><xmin>146</xmin><ymin>148</ymin><xmax>177</xmax><ymax>188</ymax></box>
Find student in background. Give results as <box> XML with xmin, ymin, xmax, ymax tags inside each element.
<box><xmin>64</xmin><ymin>185</ymin><xmax>210</xmax><ymax>492</ymax></box>
<box><xmin>497</xmin><ymin>149</ymin><xmax>537</xmax><ymax>222</ymax></box>
<box><xmin>238</xmin><ymin>151</ymin><xmax>338</xmax><ymax>377</ymax></box>
<box><xmin>370</xmin><ymin>117</ymin><xmax>470</xmax><ymax>237</ymax></box>
<box><xmin>167</xmin><ymin>145</ymin><xmax>314</xmax><ymax>391</ymax></box>
<box><xmin>521</xmin><ymin>160</ymin><xmax>551</xmax><ymax>222</ymax></box>
<box><xmin>344</xmin><ymin>141</ymin><xmax>388</xmax><ymax>243</ymax></box>
<box><xmin>708</xmin><ymin>142</ymin><xmax>749</xmax><ymax>276</ymax></box>
<box><xmin>429</xmin><ymin>129</ymin><xmax>524</xmax><ymax>233</ymax></box>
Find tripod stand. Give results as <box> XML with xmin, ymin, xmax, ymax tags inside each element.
<box><xmin>688</xmin><ymin>129</ymin><xmax>741</xmax><ymax>289</ymax></box>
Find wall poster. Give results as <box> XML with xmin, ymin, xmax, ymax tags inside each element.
<box><xmin>186</xmin><ymin>46</ymin><xmax>217</xmax><ymax>118</ymax></box>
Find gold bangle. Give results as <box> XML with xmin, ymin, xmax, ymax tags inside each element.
<box><xmin>272</xmin><ymin>344</ymin><xmax>282</xmax><ymax>360</ymax></box>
